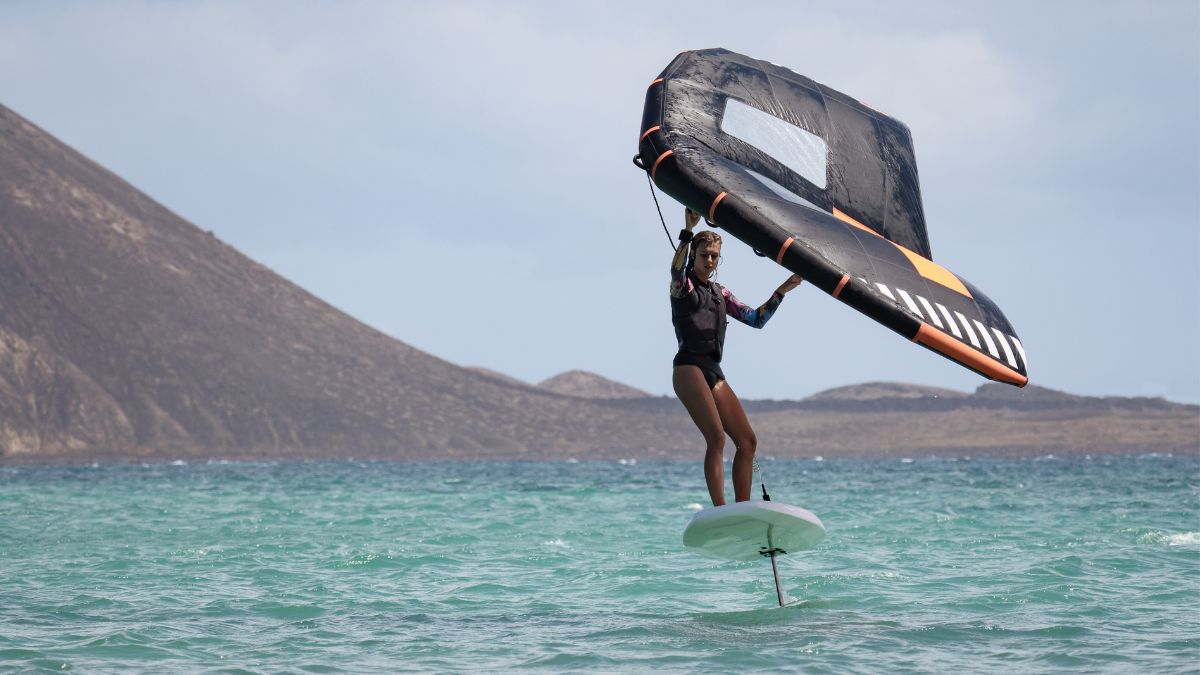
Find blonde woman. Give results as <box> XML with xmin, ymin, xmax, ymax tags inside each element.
<box><xmin>670</xmin><ymin>208</ymin><xmax>802</xmax><ymax>506</ymax></box>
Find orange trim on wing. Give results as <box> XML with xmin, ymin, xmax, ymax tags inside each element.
<box><xmin>775</xmin><ymin>237</ymin><xmax>794</xmax><ymax>264</ymax></box>
<box><xmin>914</xmin><ymin>324</ymin><xmax>1027</xmax><ymax>386</ymax></box>
<box><xmin>650</xmin><ymin>149</ymin><xmax>673</xmax><ymax>182</ymax></box>
<box><xmin>896</xmin><ymin>248</ymin><xmax>972</xmax><ymax>298</ymax></box>
<box><xmin>832</xmin><ymin>274</ymin><xmax>849</xmax><ymax>299</ymax></box>
<box><xmin>640</xmin><ymin>125</ymin><xmax>661</xmax><ymax>142</ymax></box>
<box><xmin>833</xmin><ymin>207</ymin><xmax>882</xmax><ymax>237</ymax></box>
<box><xmin>649</xmin><ymin>77</ymin><xmax>664</xmax><ymax>87</ymax></box>
<box><xmin>708</xmin><ymin>192</ymin><xmax>727</xmax><ymax>222</ymax></box>
<box><xmin>832</xmin><ymin>207</ymin><xmax>972</xmax><ymax>298</ymax></box>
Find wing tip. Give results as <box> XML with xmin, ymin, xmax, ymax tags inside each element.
<box><xmin>914</xmin><ymin>324</ymin><xmax>1028</xmax><ymax>387</ymax></box>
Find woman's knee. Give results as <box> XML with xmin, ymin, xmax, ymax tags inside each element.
<box><xmin>733</xmin><ymin>433</ymin><xmax>757</xmax><ymax>455</ymax></box>
<box><xmin>703</xmin><ymin>430</ymin><xmax>725</xmax><ymax>454</ymax></box>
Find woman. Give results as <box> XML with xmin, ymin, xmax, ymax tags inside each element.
<box><xmin>671</xmin><ymin>208</ymin><xmax>802</xmax><ymax>506</ymax></box>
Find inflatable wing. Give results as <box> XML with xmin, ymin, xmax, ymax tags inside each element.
<box><xmin>636</xmin><ymin>48</ymin><xmax>1028</xmax><ymax>386</ymax></box>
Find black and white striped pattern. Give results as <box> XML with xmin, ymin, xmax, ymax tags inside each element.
<box><xmin>870</xmin><ymin>280</ymin><xmax>1027</xmax><ymax>373</ymax></box>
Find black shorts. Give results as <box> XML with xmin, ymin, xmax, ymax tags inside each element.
<box><xmin>673</xmin><ymin>352</ymin><xmax>726</xmax><ymax>389</ymax></box>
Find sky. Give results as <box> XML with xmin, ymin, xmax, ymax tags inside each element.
<box><xmin>1</xmin><ymin>1</ymin><xmax>1197</xmax><ymax>403</ymax></box>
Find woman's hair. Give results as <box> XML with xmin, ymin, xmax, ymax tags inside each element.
<box><xmin>688</xmin><ymin>230</ymin><xmax>723</xmax><ymax>275</ymax></box>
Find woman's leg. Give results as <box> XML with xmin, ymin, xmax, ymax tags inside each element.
<box><xmin>672</xmin><ymin>365</ymin><xmax>727</xmax><ymax>505</ymax></box>
<box><xmin>712</xmin><ymin>381</ymin><xmax>758</xmax><ymax>502</ymax></box>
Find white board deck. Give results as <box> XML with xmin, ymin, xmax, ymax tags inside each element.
<box><xmin>682</xmin><ymin>501</ymin><xmax>825</xmax><ymax>561</ymax></box>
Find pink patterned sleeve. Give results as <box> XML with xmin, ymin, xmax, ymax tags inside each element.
<box><xmin>722</xmin><ymin>287</ymin><xmax>784</xmax><ymax>328</ymax></box>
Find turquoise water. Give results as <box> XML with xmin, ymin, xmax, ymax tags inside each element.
<box><xmin>2</xmin><ymin>455</ymin><xmax>1197</xmax><ymax>673</ymax></box>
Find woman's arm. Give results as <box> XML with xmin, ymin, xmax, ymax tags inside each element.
<box><xmin>669</xmin><ymin>209</ymin><xmax>701</xmax><ymax>299</ymax></box>
<box><xmin>724</xmin><ymin>275</ymin><xmax>802</xmax><ymax>328</ymax></box>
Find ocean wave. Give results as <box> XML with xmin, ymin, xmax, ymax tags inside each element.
<box><xmin>1138</xmin><ymin>531</ymin><xmax>1200</xmax><ymax>547</ymax></box>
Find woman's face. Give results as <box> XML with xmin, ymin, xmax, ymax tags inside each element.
<box><xmin>693</xmin><ymin>242</ymin><xmax>721</xmax><ymax>279</ymax></box>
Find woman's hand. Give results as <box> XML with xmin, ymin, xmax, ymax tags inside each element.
<box><xmin>684</xmin><ymin>208</ymin><xmax>701</xmax><ymax>231</ymax></box>
<box><xmin>776</xmin><ymin>274</ymin><xmax>803</xmax><ymax>295</ymax></box>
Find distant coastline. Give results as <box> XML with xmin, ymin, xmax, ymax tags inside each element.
<box><xmin>3</xmin><ymin>374</ymin><xmax>1196</xmax><ymax>465</ymax></box>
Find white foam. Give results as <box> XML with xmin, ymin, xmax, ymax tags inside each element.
<box><xmin>1166</xmin><ymin>532</ymin><xmax>1200</xmax><ymax>547</ymax></box>
<box><xmin>1138</xmin><ymin>531</ymin><xmax>1200</xmax><ymax>547</ymax></box>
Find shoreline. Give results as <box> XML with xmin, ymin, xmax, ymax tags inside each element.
<box><xmin>3</xmin><ymin>448</ymin><xmax>1196</xmax><ymax>469</ymax></box>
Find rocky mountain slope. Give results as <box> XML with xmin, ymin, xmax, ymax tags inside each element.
<box><xmin>0</xmin><ymin>104</ymin><xmax>698</xmax><ymax>461</ymax></box>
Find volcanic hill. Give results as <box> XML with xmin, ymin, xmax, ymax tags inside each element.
<box><xmin>0</xmin><ymin>104</ymin><xmax>699</xmax><ymax>461</ymax></box>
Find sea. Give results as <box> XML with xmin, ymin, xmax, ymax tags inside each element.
<box><xmin>2</xmin><ymin>454</ymin><xmax>1197</xmax><ymax>673</ymax></box>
